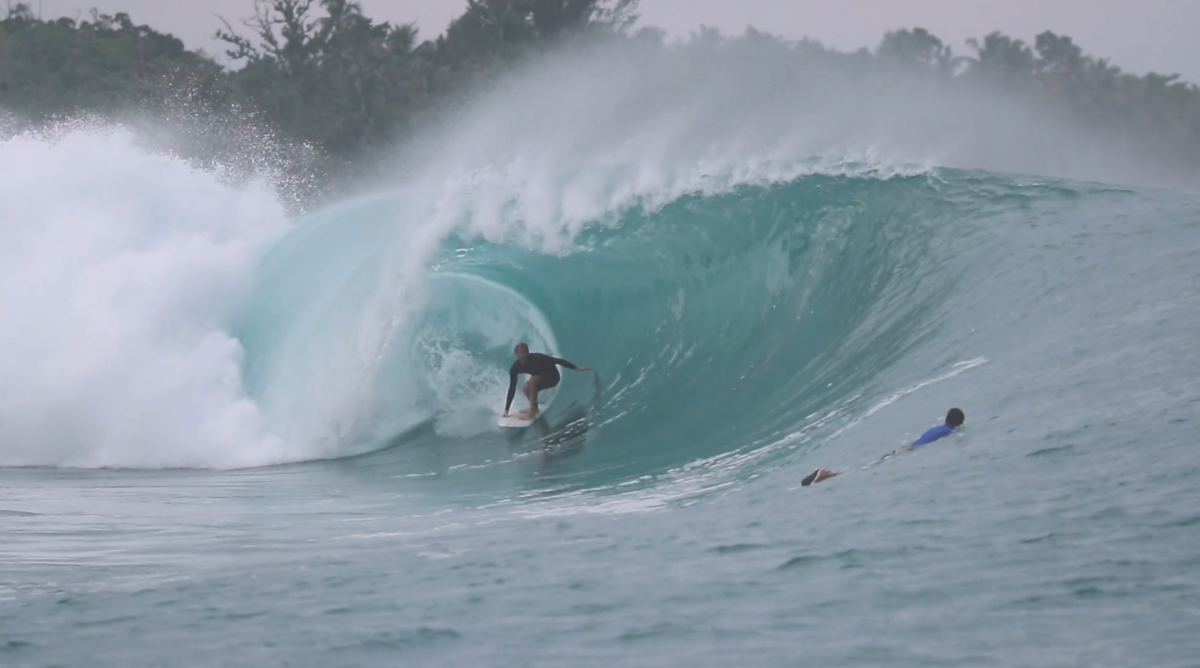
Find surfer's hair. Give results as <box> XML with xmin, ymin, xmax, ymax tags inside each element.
<box><xmin>514</xmin><ymin>342</ymin><xmax>529</xmax><ymax>353</ymax></box>
<box><xmin>945</xmin><ymin>408</ymin><xmax>965</xmax><ymax>427</ymax></box>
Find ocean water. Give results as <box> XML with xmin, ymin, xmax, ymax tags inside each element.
<box><xmin>3</xmin><ymin>70</ymin><xmax>1200</xmax><ymax>666</ymax></box>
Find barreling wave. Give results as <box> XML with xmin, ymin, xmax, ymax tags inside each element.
<box><xmin>0</xmin><ymin>123</ymin><xmax>981</xmax><ymax>477</ymax></box>
<box><xmin>3</xmin><ymin>36</ymin><xmax>1181</xmax><ymax>481</ymax></box>
<box><xmin>229</xmin><ymin>166</ymin><xmax>1002</xmax><ymax>492</ymax></box>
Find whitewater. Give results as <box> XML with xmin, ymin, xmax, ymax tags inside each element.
<box><xmin>2</xmin><ymin>42</ymin><xmax>1199</xmax><ymax>667</ymax></box>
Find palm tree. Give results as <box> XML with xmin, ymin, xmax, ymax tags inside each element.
<box><xmin>876</xmin><ymin>27</ymin><xmax>955</xmax><ymax>78</ymax></box>
<box><xmin>962</xmin><ymin>31</ymin><xmax>1036</xmax><ymax>88</ymax></box>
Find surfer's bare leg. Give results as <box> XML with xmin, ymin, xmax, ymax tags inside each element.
<box><xmin>520</xmin><ymin>376</ymin><xmax>541</xmax><ymax>419</ymax></box>
<box><xmin>801</xmin><ymin>469</ymin><xmax>839</xmax><ymax>486</ymax></box>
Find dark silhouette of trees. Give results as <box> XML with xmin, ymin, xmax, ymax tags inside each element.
<box><xmin>214</xmin><ymin>0</ymin><xmax>425</xmax><ymax>161</ymax></box>
<box><xmin>0</xmin><ymin>3</ymin><xmax>221</xmax><ymax>119</ymax></box>
<box><xmin>877</xmin><ymin>28</ymin><xmax>955</xmax><ymax>77</ymax></box>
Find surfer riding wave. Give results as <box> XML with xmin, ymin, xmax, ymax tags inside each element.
<box><xmin>503</xmin><ymin>343</ymin><xmax>593</xmax><ymax>420</ymax></box>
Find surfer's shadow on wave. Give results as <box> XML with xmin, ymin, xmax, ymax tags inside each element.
<box><xmin>506</xmin><ymin>374</ymin><xmax>603</xmax><ymax>464</ymax></box>
<box><xmin>505</xmin><ymin>402</ymin><xmax>591</xmax><ymax>463</ymax></box>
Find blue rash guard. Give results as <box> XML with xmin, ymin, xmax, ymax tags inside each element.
<box><xmin>910</xmin><ymin>423</ymin><xmax>956</xmax><ymax>448</ymax></box>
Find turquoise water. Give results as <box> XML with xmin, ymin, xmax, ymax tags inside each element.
<box><xmin>2</xmin><ymin>124</ymin><xmax>1200</xmax><ymax>666</ymax></box>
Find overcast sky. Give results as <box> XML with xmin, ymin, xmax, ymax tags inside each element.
<box><xmin>29</xmin><ymin>0</ymin><xmax>1200</xmax><ymax>83</ymax></box>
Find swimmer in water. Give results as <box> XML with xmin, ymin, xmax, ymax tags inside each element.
<box><xmin>802</xmin><ymin>408</ymin><xmax>965</xmax><ymax>486</ymax></box>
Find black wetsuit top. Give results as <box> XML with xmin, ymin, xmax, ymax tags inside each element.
<box><xmin>506</xmin><ymin>353</ymin><xmax>577</xmax><ymax>412</ymax></box>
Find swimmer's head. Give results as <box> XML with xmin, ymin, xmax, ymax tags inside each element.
<box><xmin>945</xmin><ymin>408</ymin><xmax>965</xmax><ymax>427</ymax></box>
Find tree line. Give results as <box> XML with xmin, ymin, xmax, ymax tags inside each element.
<box><xmin>2</xmin><ymin>0</ymin><xmax>1197</xmax><ymax>199</ymax></box>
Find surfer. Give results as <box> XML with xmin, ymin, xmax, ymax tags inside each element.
<box><xmin>503</xmin><ymin>343</ymin><xmax>593</xmax><ymax>420</ymax></box>
<box><xmin>802</xmin><ymin>408</ymin><xmax>965</xmax><ymax>486</ymax></box>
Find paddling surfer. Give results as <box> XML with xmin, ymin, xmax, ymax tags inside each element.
<box><xmin>802</xmin><ymin>408</ymin><xmax>965</xmax><ymax>486</ymax></box>
<box><xmin>503</xmin><ymin>343</ymin><xmax>593</xmax><ymax>420</ymax></box>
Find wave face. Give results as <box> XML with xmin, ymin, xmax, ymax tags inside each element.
<box><xmin>7</xmin><ymin>122</ymin><xmax>1196</xmax><ymax>497</ymax></box>
<box><xmin>235</xmin><ymin>171</ymin><xmax>966</xmax><ymax>481</ymax></box>
<box><xmin>227</xmin><ymin>161</ymin><xmax>1200</xmax><ymax>498</ymax></box>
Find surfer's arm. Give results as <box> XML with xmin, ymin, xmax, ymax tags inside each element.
<box><xmin>552</xmin><ymin>357</ymin><xmax>592</xmax><ymax>372</ymax></box>
<box><xmin>504</xmin><ymin>368</ymin><xmax>518</xmax><ymax>415</ymax></box>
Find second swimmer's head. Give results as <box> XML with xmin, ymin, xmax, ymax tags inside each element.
<box><xmin>945</xmin><ymin>408</ymin><xmax>965</xmax><ymax>428</ymax></box>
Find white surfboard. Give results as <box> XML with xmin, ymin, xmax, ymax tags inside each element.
<box><xmin>498</xmin><ymin>412</ymin><xmax>538</xmax><ymax>428</ymax></box>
